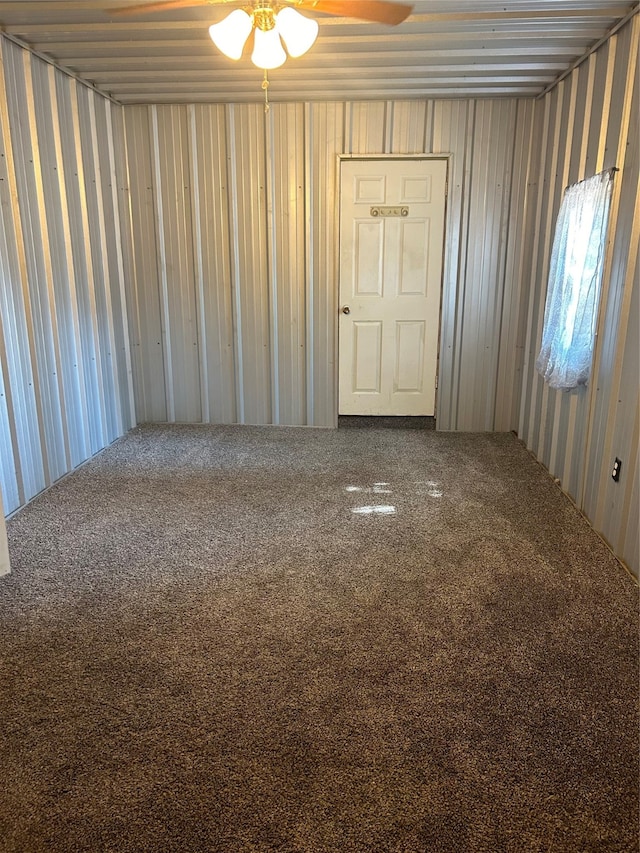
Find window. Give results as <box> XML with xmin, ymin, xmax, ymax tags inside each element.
<box><xmin>535</xmin><ymin>169</ymin><xmax>614</xmax><ymax>390</ymax></box>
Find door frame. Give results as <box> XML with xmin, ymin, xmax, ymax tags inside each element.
<box><xmin>335</xmin><ymin>154</ymin><xmax>451</xmax><ymax>425</ymax></box>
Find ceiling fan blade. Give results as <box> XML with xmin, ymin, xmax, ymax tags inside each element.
<box><xmin>300</xmin><ymin>0</ymin><xmax>413</xmax><ymax>25</ymax></box>
<box><xmin>110</xmin><ymin>0</ymin><xmax>219</xmax><ymax>15</ymax></box>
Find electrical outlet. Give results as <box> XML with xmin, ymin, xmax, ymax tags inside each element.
<box><xmin>612</xmin><ymin>457</ymin><xmax>622</xmax><ymax>482</ymax></box>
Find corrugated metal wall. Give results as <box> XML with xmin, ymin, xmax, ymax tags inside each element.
<box><xmin>516</xmin><ymin>16</ymin><xmax>639</xmax><ymax>576</ymax></box>
<box><xmin>120</xmin><ymin>97</ymin><xmax>533</xmax><ymax>431</ymax></box>
<box><xmin>0</xmin><ymin>35</ymin><xmax>135</xmax><ymax>515</ymax></box>
<box><xmin>1</xmin><ymin>22</ymin><xmax>634</xmax><ymax>577</ymax></box>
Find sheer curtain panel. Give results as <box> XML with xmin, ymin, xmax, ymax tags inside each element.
<box><xmin>536</xmin><ymin>170</ymin><xmax>614</xmax><ymax>390</ymax></box>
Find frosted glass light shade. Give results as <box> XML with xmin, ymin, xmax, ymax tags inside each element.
<box><xmin>251</xmin><ymin>27</ymin><xmax>286</xmax><ymax>69</ymax></box>
<box><xmin>276</xmin><ymin>8</ymin><xmax>318</xmax><ymax>58</ymax></box>
<box><xmin>209</xmin><ymin>9</ymin><xmax>252</xmax><ymax>61</ymax></box>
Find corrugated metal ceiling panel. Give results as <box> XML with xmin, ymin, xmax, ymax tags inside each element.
<box><xmin>0</xmin><ymin>1</ymin><xmax>636</xmax><ymax>103</ymax></box>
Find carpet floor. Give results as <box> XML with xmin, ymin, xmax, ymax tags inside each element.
<box><xmin>0</xmin><ymin>424</ymin><xmax>637</xmax><ymax>853</ymax></box>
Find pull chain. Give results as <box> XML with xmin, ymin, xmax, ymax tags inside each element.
<box><xmin>262</xmin><ymin>69</ymin><xmax>270</xmax><ymax>113</ymax></box>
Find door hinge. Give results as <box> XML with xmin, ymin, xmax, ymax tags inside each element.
<box><xmin>435</xmin><ymin>374</ymin><xmax>438</xmax><ymax>390</ymax></box>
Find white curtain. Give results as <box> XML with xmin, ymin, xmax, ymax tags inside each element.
<box><xmin>536</xmin><ymin>170</ymin><xmax>614</xmax><ymax>390</ymax></box>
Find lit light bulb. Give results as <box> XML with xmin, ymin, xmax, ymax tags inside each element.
<box><xmin>276</xmin><ymin>8</ymin><xmax>319</xmax><ymax>58</ymax></box>
<box><xmin>251</xmin><ymin>27</ymin><xmax>286</xmax><ymax>69</ymax></box>
<box><xmin>208</xmin><ymin>9</ymin><xmax>253</xmax><ymax>61</ymax></box>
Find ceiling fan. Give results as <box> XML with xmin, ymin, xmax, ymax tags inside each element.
<box><xmin>111</xmin><ymin>1</ymin><xmax>414</xmax><ymax>27</ymax></box>
<box><xmin>111</xmin><ymin>0</ymin><xmax>413</xmax><ymax>104</ymax></box>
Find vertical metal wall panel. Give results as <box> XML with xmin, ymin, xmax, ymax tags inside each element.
<box><xmin>110</xmin><ymin>102</ymin><xmax>143</xmax><ymax>430</ymax></box>
<box><xmin>514</xmin><ymin>16</ymin><xmax>639</xmax><ymax>576</ymax></box>
<box><xmin>47</xmin><ymin>68</ymin><xmax>93</xmax><ymax>469</ymax></box>
<box><xmin>30</xmin><ymin>59</ymin><xmax>77</xmax><ymax>473</ymax></box>
<box><xmin>544</xmin><ymin>72</ymin><xmax>582</xmax><ymax>484</ymax></box>
<box><xmin>123</xmin><ymin>106</ymin><xmax>167</xmax><ymax>423</ymax></box>
<box><xmin>584</xmin><ymin>40</ymin><xmax>616</xmax><ymax>178</ymax></box>
<box><xmin>582</xmin><ymin>21</ymin><xmax>638</xmax><ymax>534</ymax></box>
<box><xmin>567</xmin><ymin>58</ymin><xmax>594</xmax><ymax>184</ymax></box>
<box><xmin>0</xmin><ymin>34</ymin><xmax>134</xmax><ymax>517</ymax></box>
<box><xmin>388</xmin><ymin>101</ymin><xmax>429</xmax><ymax>154</ymax></box>
<box><xmin>227</xmin><ymin>104</ymin><xmax>272</xmax><ymax>425</ymax></box>
<box><xmin>72</xmin><ymin>84</ymin><xmax>112</xmax><ymax>452</ymax></box>
<box><xmin>0</xmin><ymin>357</ymin><xmax>19</xmax><ymax>512</ymax></box>
<box><xmin>4</xmin><ymin>46</ymin><xmax>67</xmax><ymax>485</ymax></box>
<box><xmin>98</xmin><ymin>101</ymin><xmax>136</xmax><ymax>435</ymax></box>
<box><xmin>82</xmin><ymin>87</ymin><xmax>135</xmax><ymax>442</ymax></box>
<box><xmin>494</xmin><ymin>98</ymin><xmax>537</xmax><ymax>431</ymax></box>
<box><xmin>188</xmin><ymin>104</ymin><xmax>236</xmax><ymax>425</ymax></box>
<box><xmin>432</xmin><ymin>100</ymin><xmax>472</xmax><ymax>431</ymax></box>
<box><xmin>602</xmin><ymin>22</ymin><xmax>632</xmax><ymax>172</ymax></box>
<box><xmin>305</xmin><ymin>101</ymin><xmax>343</xmax><ymax>427</ymax></box>
<box><xmin>558</xmin><ymin>58</ymin><xmax>595</xmax><ymax>497</ymax></box>
<box><xmin>529</xmin><ymin>85</ymin><xmax>564</xmax><ymax>466</ymax></box>
<box><xmin>538</xmin><ymin>81</ymin><xmax>574</xmax><ymax>473</ymax></box>
<box><xmin>622</xmin><ymin>429</ymin><xmax>639</xmax><ymax>572</ymax></box>
<box><xmin>611</xmin><ymin>248</ymin><xmax>638</xmax><ymax>572</ymax></box>
<box><xmin>55</xmin><ymin>76</ymin><xmax>116</xmax><ymax>456</ymax></box>
<box><xmin>0</xmin><ymin>41</ymin><xmax>44</xmax><ymax>509</ymax></box>
<box><xmin>344</xmin><ymin>102</ymin><xmax>388</xmax><ymax>154</ymax></box>
<box><xmin>453</xmin><ymin>100</ymin><xmax>518</xmax><ymax>431</ymax></box>
<box><xmin>151</xmin><ymin>105</ymin><xmax>202</xmax><ymax>423</ymax></box>
<box><xmin>267</xmin><ymin>104</ymin><xmax>307</xmax><ymax>426</ymax></box>
<box><xmin>517</xmin><ymin>96</ymin><xmax>549</xmax><ymax>454</ymax></box>
<box><xmin>148</xmin><ymin>106</ymin><xmax>175</xmax><ymax>421</ymax></box>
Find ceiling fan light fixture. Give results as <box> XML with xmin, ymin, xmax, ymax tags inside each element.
<box><xmin>251</xmin><ymin>25</ymin><xmax>287</xmax><ymax>69</ymax></box>
<box><xmin>208</xmin><ymin>9</ymin><xmax>253</xmax><ymax>61</ymax></box>
<box><xmin>276</xmin><ymin>8</ymin><xmax>319</xmax><ymax>58</ymax></box>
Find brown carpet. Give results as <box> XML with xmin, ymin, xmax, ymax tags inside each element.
<box><xmin>0</xmin><ymin>424</ymin><xmax>637</xmax><ymax>852</ymax></box>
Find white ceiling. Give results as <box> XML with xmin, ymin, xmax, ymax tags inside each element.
<box><xmin>0</xmin><ymin>1</ymin><xmax>637</xmax><ymax>104</ymax></box>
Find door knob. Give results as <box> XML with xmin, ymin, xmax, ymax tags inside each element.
<box><xmin>342</xmin><ymin>306</ymin><xmax>350</xmax><ymax>315</ymax></box>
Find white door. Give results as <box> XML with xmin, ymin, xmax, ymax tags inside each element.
<box><xmin>339</xmin><ymin>158</ymin><xmax>447</xmax><ymax>416</ymax></box>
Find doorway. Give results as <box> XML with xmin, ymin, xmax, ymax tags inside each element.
<box><xmin>338</xmin><ymin>158</ymin><xmax>447</xmax><ymax>416</ymax></box>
